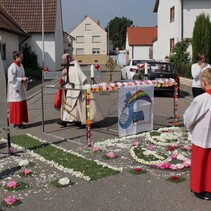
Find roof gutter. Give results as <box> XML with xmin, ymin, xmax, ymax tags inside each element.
<box><xmin>19</xmin><ymin>35</ymin><xmax>30</xmax><ymax>50</ymax></box>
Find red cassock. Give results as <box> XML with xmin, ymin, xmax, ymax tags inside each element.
<box><xmin>190</xmin><ymin>144</ymin><xmax>211</xmax><ymax>193</ymax></box>
<box><xmin>9</xmin><ymin>100</ymin><xmax>29</xmax><ymax>124</ymax></box>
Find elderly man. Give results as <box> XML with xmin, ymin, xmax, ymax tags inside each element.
<box><xmin>57</xmin><ymin>53</ymin><xmax>104</xmax><ymax>127</ymax></box>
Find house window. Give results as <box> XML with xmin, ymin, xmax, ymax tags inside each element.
<box><xmin>76</xmin><ymin>48</ymin><xmax>84</xmax><ymax>55</ymax></box>
<box><xmin>0</xmin><ymin>43</ymin><xmax>6</xmax><ymax>60</ymax></box>
<box><xmin>92</xmin><ymin>36</ymin><xmax>101</xmax><ymax>43</ymax></box>
<box><xmin>85</xmin><ymin>24</ymin><xmax>91</xmax><ymax>31</ymax></box>
<box><xmin>92</xmin><ymin>48</ymin><xmax>100</xmax><ymax>54</ymax></box>
<box><xmin>76</xmin><ymin>36</ymin><xmax>84</xmax><ymax>43</ymax></box>
<box><xmin>170</xmin><ymin>7</ymin><xmax>175</xmax><ymax>22</ymax></box>
<box><xmin>170</xmin><ymin>38</ymin><xmax>174</xmax><ymax>52</ymax></box>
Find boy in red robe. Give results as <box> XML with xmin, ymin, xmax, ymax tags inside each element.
<box><xmin>183</xmin><ymin>67</ymin><xmax>211</xmax><ymax>200</ymax></box>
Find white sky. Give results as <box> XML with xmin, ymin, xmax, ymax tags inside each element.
<box><xmin>61</xmin><ymin>0</ymin><xmax>157</xmax><ymax>32</ymax></box>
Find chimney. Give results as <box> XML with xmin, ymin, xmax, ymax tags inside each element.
<box><xmin>97</xmin><ymin>20</ymin><xmax>100</xmax><ymax>26</ymax></box>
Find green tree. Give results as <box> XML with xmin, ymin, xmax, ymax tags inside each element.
<box><xmin>169</xmin><ymin>38</ymin><xmax>191</xmax><ymax>66</ymax></box>
<box><xmin>106</xmin><ymin>17</ymin><xmax>133</xmax><ymax>50</ymax></box>
<box><xmin>21</xmin><ymin>44</ymin><xmax>42</xmax><ymax>80</ymax></box>
<box><xmin>192</xmin><ymin>13</ymin><xmax>211</xmax><ymax>64</ymax></box>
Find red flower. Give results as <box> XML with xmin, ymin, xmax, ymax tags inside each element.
<box><xmin>44</xmin><ymin>67</ymin><xmax>49</xmax><ymax>72</ymax></box>
<box><xmin>170</xmin><ymin>176</ymin><xmax>179</xmax><ymax>181</ymax></box>
<box><xmin>134</xmin><ymin>167</ymin><xmax>142</xmax><ymax>172</ymax></box>
<box><xmin>168</xmin><ymin>146</ymin><xmax>175</xmax><ymax>151</ymax></box>
<box><xmin>95</xmin><ymin>64</ymin><xmax>101</xmax><ymax>70</ymax></box>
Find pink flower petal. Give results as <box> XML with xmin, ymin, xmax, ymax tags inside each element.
<box><xmin>4</xmin><ymin>196</ymin><xmax>18</xmax><ymax>205</ymax></box>
<box><xmin>106</xmin><ymin>152</ymin><xmax>117</xmax><ymax>159</ymax></box>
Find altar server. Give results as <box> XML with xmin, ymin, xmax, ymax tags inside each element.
<box><xmin>183</xmin><ymin>67</ymin><xmax>211</xmax><ymax>200</ymax></box>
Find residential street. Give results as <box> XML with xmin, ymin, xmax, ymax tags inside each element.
<box><xmin>1</xmin><ymin>65</ymin><xmax>210</xmax><ymax>211</ymax></box>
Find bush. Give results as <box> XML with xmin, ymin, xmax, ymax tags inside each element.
<box><xmin>175</xmin><ymin>64</ymin><xmax>192</xmax><ymax>79</ymax></box>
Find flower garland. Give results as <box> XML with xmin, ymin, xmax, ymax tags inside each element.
<box><xmin>89</xmin><ymin>79</ymin><xmax>177</xmax><ymax>93</ymax></box>
<box><xmin>86</xmin><ymin>88</ymin><xmax>92</xmax><ymax>146</ymax></box>
<box><xmin>173</xmin><ymin>85</ymin><xmax>179</xmax><ymax>126</ymax></box>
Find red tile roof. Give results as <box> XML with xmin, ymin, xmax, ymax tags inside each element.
<box><xmin>0</xmin><ymin>5</ymin><xmax>27</xmax><ymax>35</ymax></box>
<box><xmin>127</xmin><ymin>27</ymin><xmax>157</xmax><ymax>46</ymax></box>
<box><xmin>0</xmin><ymin>0</ymin><xmax>57</xmax><ymax>33</ymax></box>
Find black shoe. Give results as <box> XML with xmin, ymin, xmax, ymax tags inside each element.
<box><xmin>204</xmin><ymin>192</ymin><xmax>211</xmax><ymax>200</ymax></box>
<box><xmin>191</xmin><ymin>191</ymin><xmax>207</xmax><ymax>200</ymax></box>
<box><xmin>14</xmin><ymin>124</ymin><xmax>21</xmax><ymax>129</ymax></box>
<box><xmin>20</xmin><ymin>124</ymin><xmax>28</xmax><ymax>128</ymax></box>
<box><xmin>57</xmin><ymin>120</ymin><xmax>68</xmax><ymax>127</ymax></box>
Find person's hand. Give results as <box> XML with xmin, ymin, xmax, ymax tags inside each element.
<box><xmin>201</xmin><ymin>62</ymin><xmax>206</xmax><ymax>69</ymax></box>
<box><xmin>22</xmin><ymin>77</ymin><xmax>28</xmax><ymax>82</ymax></box>
<box><xmin>61</xmin><ymin>69</ymin><xmax>67</xmax><ymax>77</ymax></box>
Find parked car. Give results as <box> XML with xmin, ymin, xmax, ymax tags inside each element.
<box><xmin>132</xmin><ymin>61</ymin><xmax>180</xmax><ymax>93</ymax></box>
<box><xmin>121</xmin><ymin>59</ymin><xmax>154</xmax><ymax>80</ymax></box>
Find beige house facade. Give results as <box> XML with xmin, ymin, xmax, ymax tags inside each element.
<box><xmin>70</xmin><ymin>16</ymin><xmax>107</xmax><ymax>64</ymax></box>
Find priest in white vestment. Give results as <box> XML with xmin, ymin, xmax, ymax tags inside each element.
<box><xmin>57</xmin><ymin>53</ymin><xmax>104</xmax><ymax>127</ymax></box>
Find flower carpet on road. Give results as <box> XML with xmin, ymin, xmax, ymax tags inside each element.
<box><xmin>0</xmin><ymin>126</ymin><xmax>191</xmax><ymax>208</ymax></box>
<box><xmin>81</xmin><ymin>126</ymin><xmax>191</xmax><ymax>171</ymax></box>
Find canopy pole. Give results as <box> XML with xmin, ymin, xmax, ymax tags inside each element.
<box><xmin>41</xmin><ymin>0</ymin><xmax>45</xmax><ymax>132</ymax></box>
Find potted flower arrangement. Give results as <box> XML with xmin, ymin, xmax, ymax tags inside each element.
<box><xmin>51</xmin><ymin>177</ymin><xmax>74</xmax><ymax>188</ymax></box>
<box><xmin>133</xmin><ymin>64</ymin><xmax>145</xmax><ymax>80</ymax></box>
<box><xmin>4</xmin><ymin>180</ymin><xmax>29</xmax><ymax>191</ymax></box>
<box><xmin>2</xmin><ymin>196</ymin><xmax>22</xmax><ymax>207</ymax></box>
<box><xmin>166</xmin><ymin>175</ymin><xmax>186</xmax><ymax>183</ymax></box>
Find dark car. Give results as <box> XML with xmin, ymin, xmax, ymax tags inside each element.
<box><xmin>132</xmin><ymin>61</ymin><xmax>180</xmax><ymax>93</ymax></box>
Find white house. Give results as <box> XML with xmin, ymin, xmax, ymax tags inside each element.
<box><xmin>70</xmin><ymin>15</ymin><xmax>107</xmax><ymax>64</ymax></box>
<box><xmin>153</xmin><ymin>0</ymin><xmax>211</xmax><ymax>61</ymax></box>
<box><xmin>0</xmin><ymin>0</ymin><xmax>64</xmax><ymax>71</ymax></box>
<box><xmin>126</xmin><ymin>27</ymin><xmax>157</xmax><ymax>61</ymax></box>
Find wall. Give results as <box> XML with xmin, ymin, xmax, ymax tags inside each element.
<box><xmin>129</xmin><ymin>46</ymin><xmax>151</xmax><ymax>60</ymax></box>
<box><xmin>23</xmin><ymin>33</ymin><xmax>58</xmax><ymax>71</ymax></box>
<box><xmin>0</xmin><ymin>31</ymin><xmax>21</xmax><ymax>70</ymax></box>
<box><xmin>153</xmin><ymin>0</ymin><xmax>181</xmax><ymax>61</ymax></box>
<box><xmin>73</xmin><ymin>55</ymin><xmax>107</xmax><ymax>65</ymax></box>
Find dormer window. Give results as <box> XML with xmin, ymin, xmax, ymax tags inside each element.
<box><xmin>85</xmin><ymin>24</ymin><xmax>91</xmax><ymax>31</ymax></box>
<box><xmin>170</xmin><ymin>7</ymin><xmax>175</xmax><ymax>22</ymax></box>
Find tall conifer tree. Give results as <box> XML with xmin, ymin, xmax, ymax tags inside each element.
<box><xmin>192</xmin><ymin>13</ymin><xmax>211</xmax><ymax>64</ymax></box>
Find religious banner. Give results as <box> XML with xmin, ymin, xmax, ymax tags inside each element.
<box><xmin>0</xmin><ymin>55</ymin><xmax>8</xmax><ymax>131</ymax></box>
<box><xmin>118</xmin><ymin>84</ymin><xmax>154</xmax><ymax>137</ymax></box>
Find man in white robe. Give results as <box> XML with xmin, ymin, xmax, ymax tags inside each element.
<box><xmin>57</xmin><ymin>53</ymin><xmax>104</xmax><ymax>126</ymax></box>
